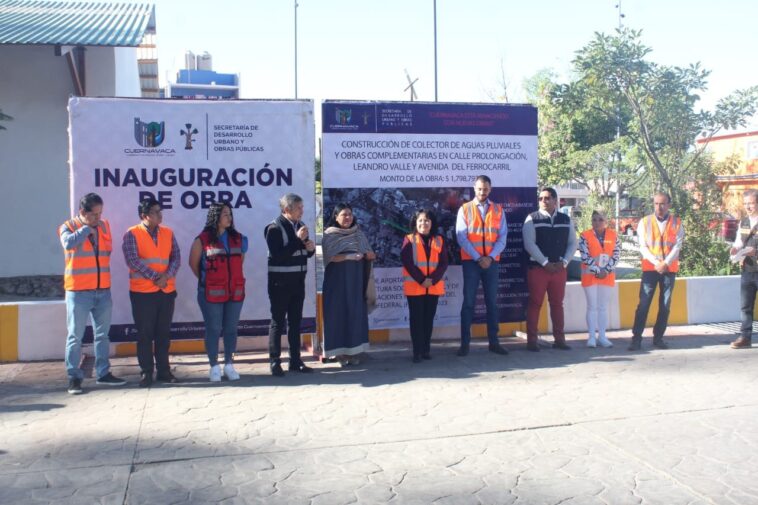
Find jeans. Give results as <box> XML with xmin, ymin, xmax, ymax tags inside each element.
<box><xmin>631</xmin><ymin>271</ymin><xmax>677</xmax><ymax>341</ymax></box>
<box><xmin>460</xmin><ymin>260</ymin><xmax>500</xmax><ymax>346</ymax></box>
<box><xmin>583</xmin><ymin>284</ymin><xmax>613</xmax><ymax>340</ymax></box>
<box><xmin>65</xmin><ymin>289</ymin><xmax>112</xmax><ymax>380</ymax></box>
<box><xmin>197</xmin><ymin>289</ymin><xmax>244</xmax><ymax>366</ymax></box>
<box><xmin>526</xmin><ymin>266</ymin><xmax>567</xmax><ymax>345</ymax></box>
<box><xmin>268</xmin><ymin>275</ymin><xmax>305</xmax><ymax>365</ymax></box>
<box><xmin>740</xmin><ymin>271</ymin><xmax>758</xmax><ymax>340</ymax></box>
<box><xmin>130</xmin><ymin>290</ymin><xmax>176</xmax><ymax>376</ymax></box>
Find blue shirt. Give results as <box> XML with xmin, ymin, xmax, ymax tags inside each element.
<box><xmin>455</xmin><ymin>199</ymin><xmax>508</xmax><ymax>261</ymax></box>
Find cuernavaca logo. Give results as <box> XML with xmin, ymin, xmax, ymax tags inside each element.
<box><xmin>126</xmin><ymin>118</ymin><xmax>175</xmax><ymax>155</ymax></box>
<box><xmin>134</xmin><ymin>117</ymin><xmax>165</xmax><ymax>147</ymax></box>
<box><xmin>336</xmin><ymin>108</ymin><xmax>352</xmax><ymax>125</ymax></box>
<box><xmin>180</xmin><ymin>123</ymin><xmax>199</xmax><ymax>150</ymax></box>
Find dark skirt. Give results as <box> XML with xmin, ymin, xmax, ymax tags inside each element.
<box><xmin>322</xmin><ymin>259</ymin><xmax>369</xmax><ymax>357</ymax></box>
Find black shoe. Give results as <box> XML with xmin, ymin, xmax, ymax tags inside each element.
<box><xmin>552</xmin><ymin>342</ymin><xmax>571</xmax><ymax>350</ymax></box>
<box><xmin>289</xmin><ymin>362</ymin><xmax>314</xmax><ymax>373</ymax></box>
<box><xmin>412</xmin><ymin>355</ymin><xmax>422</xmax><ymax>363</ymax></box>
<box><xmin>653</xmin><ymin>340</ymin><xmax>669</xmax><ymax>350</ymax></box>
<box><xmin>422</xmin><ymin>353</ymin><xmax>431</xmax><ymax>360</ymax></box>
<box><xmin>271</xmin><ymin>362</ymin><xmax>285</xmax><ymax>377</ymax></box>
<box><xmin>156</xmin><ymin>372</ymin><xmax>178</xmax><ymax>383</ymax></box>
<box><xmin>456</xmin><ymin>345</ymin><xmax>469</xmax><ymax>357</ymax></box>
<box><xmin>96</xmin><ymin>373</ymin><xmax>127</xmax><ymax>386</ymax></box>
<box><xmin>139</xmin><ymin>373</ymin><xmax>153</xmax><ymax>388</ymax></box>
<box><xmin>628</xmin><ymin>340</ymin><xmax>642</xmax><ymax>351</ymax></box>
<box><xmin>526</xmin><ymin>343</ymin><xmax>540</xmax><ymax>352</ymax></box>
<box><xmin>67</xmin><ymin>378</ymin><xmax>83</xmax><ymax>395</ymax></box>
<box><xmin>489</xmin><ymin>344</ymin><xmax>509</xmax><ymax>355</ymax></box>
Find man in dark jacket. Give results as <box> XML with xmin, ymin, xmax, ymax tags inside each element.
<box><xmin>265</xmin><ymin>193</ymin><xmax>316</xmax><ymax>376</ymax></box>
<box><xmin>730</xmin><ymin>189</ymin><xmax>758</xmax><ymax>349</ymax></box>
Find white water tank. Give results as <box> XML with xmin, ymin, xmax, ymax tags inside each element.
<box><xmin>184</xmin><ymin>50</ymin><xmax>196</xmax><ymax>70</ymax></box>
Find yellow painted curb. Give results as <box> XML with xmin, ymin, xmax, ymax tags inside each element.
<box><xmin>619</xmin><ymin>278</ymin><xmax>688</xmax><ymax>328</ymax></box>
<box><xmin>0</xmin><ymin>305</ymin><xmax>19</xmax><ymax>362</ymax></box>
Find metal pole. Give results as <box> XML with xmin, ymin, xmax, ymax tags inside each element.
<box><xmin>614</xmin><ymin>0</ymin><xmax>623</xmax><ymax>232</ymax></box>
<box><xmin>433</xmin><ymin>0</ymin><xmax>438</xmax><ymax>101</ymax></box>
<box><xmin>294</xmin><ymin>0</ymin><xmax>299</xmax><ymax>99</ymax></box>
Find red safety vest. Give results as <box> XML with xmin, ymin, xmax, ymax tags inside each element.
<box><xmin>580</xmin><ymin>228</ymin><xmax>617</xmax><ymax>287</ymax></box>
<box><xmin>127</xmin><ymin>224</ymin><xmax>176</xmax><ymax>293</ymax></box>
<box><xmin>403</xmin><ymin>233</ymin><xmax>445</xmax><ymax>296</ymax></box>
<box><xmin>199</xmin><ymin>230</ymin><xmax>246</xmax><ymax>303</ymax></box>
<box><xmin>460</xmin><ymin>200</ymin><xmax>503</xmax><ymax>261</ymax></box>
<box><xmin>61</xmin><ymin>218</ymin><xmax>112</xmax><ymax>291</ymax></box>
<box><xmin>640</xmin><ymin>215</ymin><xmax>681</xmax><ymax>273</ymax></box>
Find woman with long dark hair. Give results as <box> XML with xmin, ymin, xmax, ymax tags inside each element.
<box><xmin>189</xmin><ymin>203</ymin><xmax>248</xmax><ymax>381</ymax></box>
<box><xmin>322</xmin><ymin>203</ymin><xmax>375</xmax><ymax>366</ymax></box>
<box><xmin>402</xmin><ymin>208</ymin><xmax>448</xmax><ymax>362</ymax></box>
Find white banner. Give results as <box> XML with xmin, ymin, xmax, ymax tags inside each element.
<box><xmin>322</xmin><ymin>133</ymin><xmax>537</xmax><ymax>188</ymax></box>
<box><xmin>68</xmin><ymin>97</ymin><xmax>316</xmax><ymax>339</ymax></box>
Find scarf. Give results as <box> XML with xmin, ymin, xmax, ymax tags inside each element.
<box><xmin>322</xmin><ymin>225</ymin><xmax>373</xmax><ymax>266</ymax></box>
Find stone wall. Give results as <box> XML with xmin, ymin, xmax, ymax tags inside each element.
<box><xmin>0</xmin><ymin>276</ymin><xmax>64</xmax><ymax>299</ymax></box>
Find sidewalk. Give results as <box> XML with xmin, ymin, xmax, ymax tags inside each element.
<box><xmin>1</xmin><ymin>325</ymin><xmax>757</xmax><ymax>504</ymax></box>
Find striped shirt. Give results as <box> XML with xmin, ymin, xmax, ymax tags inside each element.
<box><xmin>122</xmin><ymin>224</ymin><xmax>181</xmax><ymax>281</ymax></box>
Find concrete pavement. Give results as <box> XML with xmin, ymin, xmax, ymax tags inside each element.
<box><xmin>1</xmin><ymin>325</ymin><xmax>757</xmax><ymax>504</ymax></box>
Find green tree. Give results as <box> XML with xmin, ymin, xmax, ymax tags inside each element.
<box><xmin>530</xmin><ymin>28</ymin><xmax>758</xmax><ymax>276</ymax></box>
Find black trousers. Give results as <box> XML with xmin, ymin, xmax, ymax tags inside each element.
<box><xmin>268</xmin><ymin>276</ymin><xmax>305</xmax><ymax>365</ymax></box>
<box><xmin>407</xmin><ymin>295</ymin><xmax>439</xmax><ymax>357</ymax></box>
<box><xmin>740</xmin><ymin>271</ymin><xmax>758</xmax><ymax>339</ymax></box>
<box><xmin>130</xmin><ymin>290</ymin><xmax>176</xmax><ymax>376</ymax></box>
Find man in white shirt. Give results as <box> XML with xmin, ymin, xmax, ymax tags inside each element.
<box><xmin>629</xmin><ymin>192</ymin><xmax>685</xmax><ymax>351</ymax></box>
<box><xmin>730</xmin><ymin>189</ymin><xmax>758</xmax><ymax>349</ymax></box>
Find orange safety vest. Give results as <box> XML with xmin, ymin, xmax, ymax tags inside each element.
<box><xmin>460</xmin><ymin>200</ymin><xmax>503</xmax><ymax>261</ymax></box>
<box><xmin>127</xmin><ymin>224</ymin><xmax>176</xmax><ymax>293</ymax></box>
<box><xmin>640</xmin><ymin>215</ymin><xmax>681</xmax><ymax>273</ymax></box>
<box><xmin>580</xmin><ymin>228</ymin><xmax>617</xmax><ymax>287</ymax></box>
<box><xmin>403</xmin><ymin>233</ymin><xmax>445</xmax><ymax>296</ymax></box>
<box><xmin>61</xmin><ymin>218</ymin><xmax>112</xmax><ymax>291</ymax></box>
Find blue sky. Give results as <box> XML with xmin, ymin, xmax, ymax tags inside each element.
<box><xmin>147</xmin><ymin>0</ymin><xmax>756</xmax><ymax>115</ymax></box>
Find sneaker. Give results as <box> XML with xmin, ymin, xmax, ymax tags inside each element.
<box><xmin>552</xmin><ymin>342</ymin><xmax>571</xmax><ymax>350</ymax></box>
<box><xmin>223</xmin><ymin>363</ymin><xmax>240</xmax><ymax>381</ymax></box>
<box><xmin>526</xmin><ymin>343</ymin><xmax>540</xmax><ymax>352</ymax></box>
<box><xmin>67</xmin><ymin>378</ymin><xmax>83</xmax><ymax>395</ymax></box>
<box><xmin>628</xmin><ymin>340</ymin><xmax>641</xmax><ymax>351</ymax></box>
<box><xmin>96</xmin><ymin>373</ymin><xmax>127</xmax><ymax>386</ymax></box>
<box><xmin>652</xmin><ymin>339</ymin><xmax>669</xmax><ymax>350</ymax></box>
<box><xmin>586</xmin><ymin>337</ymin><xmax>597</xmax><ymax>348</ymax></box>
<box><xmin>209</xmin><ymin>365</ymin><xmax>222</xmax><ymax>382</ymax></box>
<box><xmin>597</xmin><ymin>337</ymin><xmax>613</xmax><ymax>348</ymax></box>
<box><xmin>456</xmin><ymin>345</ymin><xmax>469</xmax><ymax>357</ymax></box>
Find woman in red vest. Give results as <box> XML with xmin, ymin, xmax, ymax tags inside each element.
<box><xmin>189</xmin><ymin>203</ymin><xmax>248</xmax><ymax>382</ymax></box>
<box><xmin>402</xmin><ymin>208</ymin><xmax>448</xmax><ymax>362</ymax></box>
<box><xmin>579</xmin><ymin>210</ymin><xmax>621</xmax><ymax>348</ymax></box>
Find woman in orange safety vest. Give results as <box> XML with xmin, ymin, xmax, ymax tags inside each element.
<box><xmin>401</xmin><ymin>208</ymin><xmax>449</xmax><ymax>363</ymax></box>
<box><xmin>578</xmin><ymin>210</ymin><xmax>621</xmax><ymax>348</ymax></box>
<box><xmin>189</xmin><ymin>203</ymin><xmax>248</xmax><ymax>383</ymax></box>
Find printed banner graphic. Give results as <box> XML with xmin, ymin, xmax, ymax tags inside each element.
<box><xmin>69</xmin><ymin>98</ymin><xmax>316</xmax><ymax>341</ymax></box>
<box><xmin>322</xmin><ymin>102</ymin><xmax>538</xmax><ymax>330</ymax></box>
